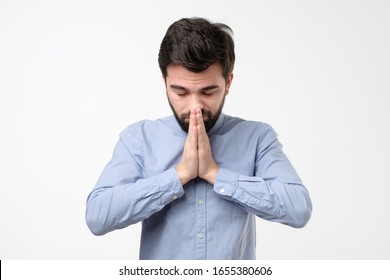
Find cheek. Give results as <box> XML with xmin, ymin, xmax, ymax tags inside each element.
<box><xmin>168</xmin><ymin>96</ymin><xmax>187</xmax><ymax>113</ymax></box>
<box><xmin>206</xmin><ymin>96</ymin><xmax>224</xmax><ymax>111</ymax></box>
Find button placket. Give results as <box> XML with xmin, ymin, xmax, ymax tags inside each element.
<box><xmin>195</xmin><ymin>179</ymin><xmax>207</xmax><ymax>259</ymax></box>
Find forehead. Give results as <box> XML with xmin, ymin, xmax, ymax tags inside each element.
<box><xmin>166</xmin><ymin>63</ymin><xmax>224</xmax><ymax>85</ymax></box>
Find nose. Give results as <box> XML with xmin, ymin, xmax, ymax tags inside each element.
<box><xmin>187</xmin><ymin>93</ymin><xmax>204</xmax><ymax>111</ymax></box>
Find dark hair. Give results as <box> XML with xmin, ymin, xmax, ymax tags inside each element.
<box><xmin>158</xmin><ymin>17</ymin><xmax>235</xmax><ymax>81</ymax></box>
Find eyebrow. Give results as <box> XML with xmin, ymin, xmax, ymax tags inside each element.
<box><xmin>170</xmin><ymin>84</ymin><xmax>220</xmax><ymax>92</ymax></box>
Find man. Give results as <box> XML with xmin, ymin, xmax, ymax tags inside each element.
<box><xmin>85</xmin><ymin>17</ymin><xmax>312</xmax><ymax>260</ymax></box>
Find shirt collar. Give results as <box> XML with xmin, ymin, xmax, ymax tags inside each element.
<box><xmin>208</xmin><ymin>112</ymin><xmax>225</xmax><ymax>136</ymax></box>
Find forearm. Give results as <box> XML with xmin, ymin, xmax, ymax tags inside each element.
<box><xmin>213</xmin><ymin>167</ymin><xmax>312</xmax><ymax>228</ymax></box>
<box><xmin>85</xmin><ymin>168</ymin><xmax>184</xmax><ymax>235</ymax></box>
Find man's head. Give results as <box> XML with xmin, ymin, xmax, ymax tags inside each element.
<box><xmin>158</xmin><ymin>17</ymin><xmax>235</xmax><ymax>132</ymax></box>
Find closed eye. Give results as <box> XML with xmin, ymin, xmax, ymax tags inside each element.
<box><xmin>202</xmin><ymin>89</ymin><xmax>217</xmax><ymax>95</ymax></box>
<box><xmin>202</xmin><ymin>85</ymin><xmax>220</xmax><ymax>96</ymax></box>
<box><xmin>169</xmin><ymin>84</ymin><xmax>220</xmax><ymax>96</ymax></box>
<box><xmin>176</xmin><ymin>90</ymin><xmax>188</xmax><ymax>96</ymax></box>
<box><xmin>170</xmin><ymin>85</ymin><xmax>188</xmax><ymax>96</ymax></box>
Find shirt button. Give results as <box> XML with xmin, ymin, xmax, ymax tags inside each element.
<box><xmin>197</xmin><ymin>233</ymin><xmax>204</xmax><ymax>239</ymax></box>
<box><xmin>219</xmin><ymin>188</ymin><xmax>225</xmax><ymax>194</ymax></box>
<box><xmin>198</xmin><ymin>199</ymin><xmax>204</xmax><ymax>205</ymax></box>
<box><xmin>172</xmin><ymin>195</ymin><xmax>177</xmax><ymax>200</ymax></box>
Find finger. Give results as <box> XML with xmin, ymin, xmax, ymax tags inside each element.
<box><xmin>178</xmin><ymin>109</ymin><xmax>199</xmax><ymax>184</ymax></box>
<box><xmin>196</xmin><ymin>109</ymin><xmax>209</xmax><ymax>150</ymax></box>
<box><xmin>187</xmin><ymin>109</ymin><xmax>198</xmax><ymax>146</ymax></box>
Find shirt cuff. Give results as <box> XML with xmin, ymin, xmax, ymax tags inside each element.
<box><xmin>213</xmin><ymin>167</ymin><xmax>239</xmax><ymax>199</ymax></box>
<box><xmin>157</xmin><ymin>168</ymin><xmax>185</xmax><ymax>204</ymax></box>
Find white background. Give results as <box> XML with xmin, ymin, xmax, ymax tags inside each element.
<box><xmin>1</xmin><ymin>0</ymin><xmax>389</xmax><ymax>259</ymax></box>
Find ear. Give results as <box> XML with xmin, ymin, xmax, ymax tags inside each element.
<box><xmin>225</xmin><ymin>73</ymin><xmax>234</xmax><ymax>95</ymax></box>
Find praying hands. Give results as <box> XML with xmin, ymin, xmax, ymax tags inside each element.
<box><xmin>175</xmin><ymin>108</ymin><xmax>220</xmax><ymax>185</ymax></box>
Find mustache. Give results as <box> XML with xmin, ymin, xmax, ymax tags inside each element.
<box><xmin>179</xmin><ymin>109</ymin><xmax>212</xmax><ymax>120</ymax></box>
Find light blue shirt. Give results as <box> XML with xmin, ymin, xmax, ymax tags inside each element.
<box><xmin>85</xmin><ymin>114</ymin><xmax>312</xmax><ymax>259</ymax></box>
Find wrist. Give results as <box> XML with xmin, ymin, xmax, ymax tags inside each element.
<box><xmin>175</xmin><ymin>165</ymin><xmax>192</xmax><ymax>185</ymax></box>
<box><xmin>202</xmin><ymin>165</ymin><xmax>220</xmax><ymax>185</ymax></box>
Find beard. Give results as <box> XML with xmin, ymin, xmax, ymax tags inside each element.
<box><xmin>168</xmin><ymin>96</ymin><xmax>225</xmax><ymax>133</ymax></box>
